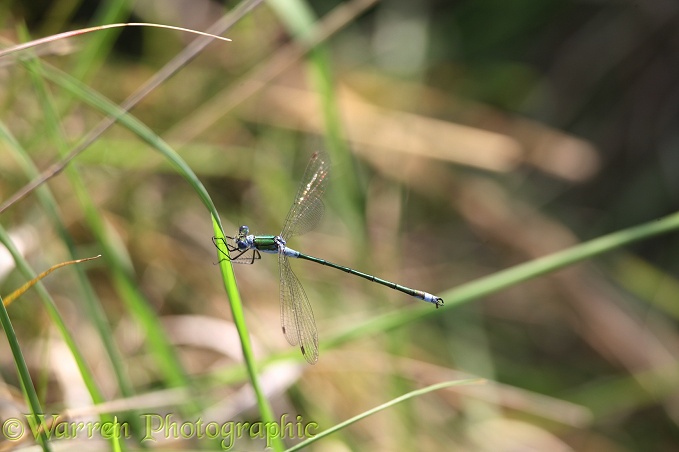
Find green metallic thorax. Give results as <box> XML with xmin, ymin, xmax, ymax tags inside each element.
<box><xmin>252</xmin><ymin>235</ymin><xmax>278</xmax><ymax>252</ymax></box>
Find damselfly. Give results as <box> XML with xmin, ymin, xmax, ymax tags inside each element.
<box><xmin>214</xmin><ymin>151</ymin><xmax>443</xmax><ymax>364</ymax></box>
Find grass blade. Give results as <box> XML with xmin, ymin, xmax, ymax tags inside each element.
<box><xmin>2</xmin><ymin>256</ymin><xmax>101</xmax><ymax>306</ymax></box>
<box><xmin>0</xmin><ymin>0</ymin><xmax>263</xmax><ymax>215</ymax></box>
<box><xmin>212</xmin><ymin>218</ymin><xmax>284</xmax><ymax>451</ymax></box>
<box><xmin>0</xmin><ymin>294</ymin><xmax>51</xmax><ymax>451</ymax></box>
<box><xmin>0</xmin><ymin>119</ymin><xmax>143</xmax><ymax>440</ymax></box>
<box><xmin>324</xmin><ymin>209</ymin><xmax>679</xmax><ymax>349</ymax></box>
<box><xmin>15</xmin><ymin>19</ymin><xmax>280</xmax><ymax>437</ymax></box>
<box><xmin>286</xmin><ymin>379</ymin><xmax>482</xmax><ymax>451</ymax></box>
<box><xmin>0</xmin><ymin>22</ymin><xmax>231</xmax><ymax>59</ymax></box>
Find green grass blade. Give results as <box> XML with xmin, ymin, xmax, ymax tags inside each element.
<box><xmin>286</xmin><ymin>379</ymin><xmax>481</xmax><ymax>451</ymax></box>
<box><xmin>111</xmin><ymin>415</ymin><xmax>123</xmax><ymax>452</ymax></box>
<box><xmin>0</xmin><ymin>232</ymin><xmax>102</xmax><ymax>372</ymax></box>
<box><xmin>324</xmin><ymin>209</ymin><xmax>679</xmax><ymax>349</ymax></box>
<box><xmin>18</xmin><ymin>36</ymin><xmax>190</xmax><ymax>414</ymax></box>
<box><xmin>0</xmin><ymin>294</ymin><xmax>51</xmax><ymax>451</ymax></box>
<box><xmin>72</xmin><ymin>138</ymin><xmax>190</xmax><ymax>392</ymax></box>
<box><xmin>0</xmin><ymin>239</ymin><xmax>65</xmax><ymax>452</ymax></box>
<box><xmin>211</xmin><ymin>217</ymin><xmax>284</xmax><ymax>452</ymax></box>
<box><xmin>39</xmin><ymin>62</ymin><xmax>220</xmax><ymax>218</ymax></box>
<box><xmin>19</xmin><ymin>31</ymin><xmax>280</xmax><ymax>436</ymax></box>
<box><xmin>0</xmin><ymin>226</ymin><xmax>105</xmax><ymax>402</ymax></box>
<box><xmin>2</xmin><ymin>256</ymin><xmax>100</xmax><ymax>306</ymax></box>
<box><xmin>0</xmin><ymin>121</ymin><xmax>143</xmax><ymax>439</ymax></box>
<box><xmin>0</xmin><ymin>2</ymin><xmax>252</xmax><ymax>215</ymax></box>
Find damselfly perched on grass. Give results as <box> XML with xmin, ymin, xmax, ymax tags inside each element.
<box><xmin>214</xmin><ymin>151</ymin><xmax>443</xmax><ymax>364</ymax></box>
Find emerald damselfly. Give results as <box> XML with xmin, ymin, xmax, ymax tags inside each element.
<box><xmin>214</xmin><ymin>151</ymin><xmax>443</xmax><ymax>364</ymax></box>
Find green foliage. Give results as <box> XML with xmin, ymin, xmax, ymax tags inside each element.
<box><xmin>0</xmin><ymin>0</ymin><xmax>677</xmax><ymax>450</ymax></box>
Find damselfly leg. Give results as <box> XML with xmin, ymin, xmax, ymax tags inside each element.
<box><xmin>212</xmin><ymin>236</ymin><xmax>261</xmax><ymax>264</ymax></box>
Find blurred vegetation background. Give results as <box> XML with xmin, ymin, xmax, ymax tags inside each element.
<box><xmin>1</xmin><ymin>0</ymin><xmax>678</xmax><ymax>450</ymax></box>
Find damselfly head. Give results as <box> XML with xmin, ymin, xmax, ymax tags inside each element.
<box><xmin>238</xmin><ymin>225</ymin><xmax>250</xmax><ymax>236</ymax></box>
<box><xmin>236</xmin><ymin>226</ymin><xmax>251</xmax><ymax>250</ymax></box>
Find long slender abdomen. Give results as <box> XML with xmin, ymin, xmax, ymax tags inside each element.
<box><xmin>292</xmin><ymin>251</ymin><xmax>443</xmax><ymax>307</ymax></box>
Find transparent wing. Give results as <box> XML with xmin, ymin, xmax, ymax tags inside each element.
<box><xmin>279</xmin><ymin>253</ymin><xmax>319</xmax><ymax>364</ymax></box>
<box><xmin>280</xmin><ymin>151</ymin><xmax>330</xmax><ymax>241</ymax></box>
